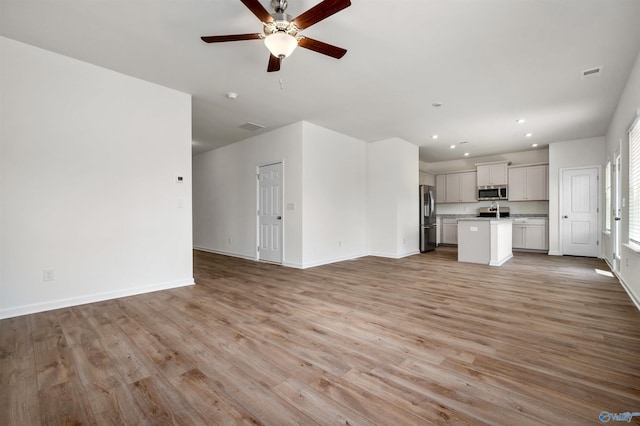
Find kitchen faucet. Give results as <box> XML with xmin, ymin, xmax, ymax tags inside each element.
<box><xmin>490</xmin><ymin>201</ymin><xmax>500</xmax><ymax>218</ymax></box>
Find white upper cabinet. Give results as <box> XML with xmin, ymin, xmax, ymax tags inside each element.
<box><xmin>508</xmin><ymin>164</ymin><xmax>548</xmax><ymax>201</ymax></box>
<box><xmin>438</xmin><ymin>171</ymin><xmax>477</xmax><ymax>203</ymax></box>
<box><xmin>476</xmin><ymin>163</ymin><xmax>508</xmax><ymax>187</ymax></box>
<box><xmin>436</xmin><ymin>174</ymin><xmax>447</xmax><ymax>203</ymax></box>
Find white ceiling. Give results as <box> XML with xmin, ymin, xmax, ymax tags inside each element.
<box><xmin>2</xmin><ymin>0</ymin><xmax>640</xmax><ymax>161</ymax></box>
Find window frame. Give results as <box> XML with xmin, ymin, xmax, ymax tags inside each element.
<box><xmin>605</xmin><ymin>160</ymin><xmax>611</xmax><ymax>233</ymax></box>
<box><xmin>628</xmin><ymin>115</ymin><xmax>640</xmax><ymax>249</ymax></box>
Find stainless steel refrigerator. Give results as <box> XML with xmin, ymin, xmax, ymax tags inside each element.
<box><xmin>419</xmin><ymin>185</ymin><xmax>437</xmax><ymax>252</ymax></box>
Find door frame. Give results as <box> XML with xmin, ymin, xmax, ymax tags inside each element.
<box><xmin>559</xmin><ymin>165</ymin><xmax>602</xmax><ymax>257</ymax></box>
<box><xmin>613</xmin><ymin>145</ymin><xmax>622</xmax><ymax>272</ymax></box>
<box><xmin>256</xmin><ymin>160</ymin><xmax>285</xmax><ymax>263</ymax></box>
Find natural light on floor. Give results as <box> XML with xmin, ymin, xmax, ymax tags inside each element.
<box><xmin>595</xmin><ymin>268</ymin><xmax>615</xmax><ymax>278</ymax></box>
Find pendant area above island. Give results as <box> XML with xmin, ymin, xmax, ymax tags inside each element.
<box><xmin>457</xmin><ymin>218</ymin><xmax>513</xmax><ymax>266</ymax></box>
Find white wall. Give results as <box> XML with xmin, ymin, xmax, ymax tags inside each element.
<box><xmin>548</xmin><ymin>137</ymin><xmax>605</xmax><ymax>256</ymax></box>
<box><xmin>368</xmin><ymin>138</ymin><xmax>419</xmax><ymax>258</ymax></box>
<box><xmin>192</xmin><ymin>123</ymin><xmax>304</xmax><ymax>267</ymax></box>
<box><xmin>604</xmin><ymin>48</ymin><xmax>640</xmax><ymax>306</ymax></box>
<box><xmin>301</xmin><ymin>123</ymin><xmax>368</xmax><ymax>267</ymax></box>
<box><xmin>0</xmin><ymin>37</ymin><xmax>193</xmax><ymax>319</ymax></box>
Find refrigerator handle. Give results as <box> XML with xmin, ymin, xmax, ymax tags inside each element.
<box><xmin>430</xmin><ymin>191</ymin><xmax>435</xmax><ymax>216</ymax></box>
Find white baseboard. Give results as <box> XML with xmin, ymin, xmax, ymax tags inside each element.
<box><xmin>299</xmin><ymin>253</ymin><xmax>368</xmax><ymax>269</ymax></box>
<box><xmin>193</xmin><ymin>246</ymin><xmax>257</xmax><ymax>262</ymax></box>
<box><xmin>0</xmin><ymin>278</ymin><xmax>195</xmax><ymax>320</ymax></box>
<box><xmin>369</xmin><ymin>250</ymin><xmax>419</xmax><ymax>259</ymax></box>
<box><xmin>490</xmin><ymin>254</ymin><xmax>513</xmax><ymax>267</ymax></box>
<box><xmin>604</xmin><ymin>259</ymin><xmax>640</xmax><ymax>312</ymax></box>
<box><xmin>548</xmin><ymin>250</ymin><xmax>562</xmax><ymax>256</ymax></box>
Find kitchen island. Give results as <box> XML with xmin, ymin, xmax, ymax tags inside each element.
<box><xmin>457</xmin><ymin>218</ymin><xmax>513</xmax><ymax>266</ymax></box>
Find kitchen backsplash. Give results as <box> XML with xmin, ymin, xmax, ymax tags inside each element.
<box><xmin>436</xmin><ymin>200</ymin><xmax>548</xmax><ymax>216</ymax></box>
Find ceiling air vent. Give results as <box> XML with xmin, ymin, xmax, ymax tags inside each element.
<box><xmin>239</xmin><ymin>122</ymin><xmax>265</xmax><ymax>131</ymax></box>
<box><xmin>582</xmin><ymin>66</ymin><xmax>603</xmax><ymax>80</ymax></box>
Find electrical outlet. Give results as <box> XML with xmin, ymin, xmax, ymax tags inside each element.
<box><xmin>43</xmin><ymin>269</ymin><xmax>55</xmax><ymax>282</ymax></box>
<box><xmin>228</xmin><ymin>237</ymin><xmax>232</xmax><ymax>245</ymax></box>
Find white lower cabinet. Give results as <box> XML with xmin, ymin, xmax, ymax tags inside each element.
<box><xmin>512</xmin><ymin>218</ymin><xmax>548</xmax><ymax>251</ymax></box>
<box><xmin>441</xmin><ymin>219</ymin><xmax>458</xmax><ymax>245</ymax></box>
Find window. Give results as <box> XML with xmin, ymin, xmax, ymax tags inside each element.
<box><xmin>605</xmin><ymin>161</ymin><xmax>611</xmax><ymax>233</ymax></box>
<box><xmin>630</xmin><ymin>116</ymin><xmax>640</xmax><ymax>246</ymax></box>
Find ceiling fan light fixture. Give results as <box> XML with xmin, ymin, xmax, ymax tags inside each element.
<box><xmin>264</xmin><ymin>32</ymin><xmax>298</xmax><ymax>59</ymax></box>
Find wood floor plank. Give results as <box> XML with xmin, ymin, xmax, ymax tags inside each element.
<box><xmin>83</xmin><ymin>375</ymin><xmax>147</xmax><ymax>426</ymax></box>
<box><xmin>1</xmin><ymin>247</ymin><xmax>640</xmax><ymax>424</ymax></box>
<box><xmin>0</xmin><ymin>356</ymin><xmax>40</xmax><ymax>426</ymax></box>
<box><xmin>127</xmin><ymin>374</ymin><xmax>206</xmax><ymax>424</ymax></box>
<box><xmin>38</xmin><ymin>379</ymin><xmax>97</xmax><ymax>426</ymax></box>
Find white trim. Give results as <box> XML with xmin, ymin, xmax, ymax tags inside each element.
<box><xmin>623</xmin><ymin>242</ymin><xmax>640</xmax><ymax>254</ymax></box>
<box><xmin>369</xmin><ymin>250</ymin><xmax>420</xmax><ymax>259</ymax></box>
<box><xmin>558</xmin><ymin>165</ymin><xmax>602</xmax><ymax>257</ymax></box>
<box><xmin>605</xmin><ymin>258</ymin><xmax>640</xmax><ymax>312</ymax></box>
<box><xmin>299</xmin><ymin>253</ymin><xmax>369</xmax><ymax>269</ymax></box>
<box><xmin>489</xmin><ymin>253</ymin><xmax>513</xmax><ymax>266</ymax></box>
<box><xmin>548</xmin><ymin>250</ymin><xmax>563</xmax><ymax>256</ymax></box>
<box><xmin>0</xmin><ymin>278</ymin><xmax>195</xmax><ymax>320</ymax></box>
<box><xmin>626</xmin><ymin>113</ymin><xmax>640</xmax><ymax>134</ymax></box>
<box><xmin>193</xmin><ymin>246</ymin><xmax>257</xmax><ymax>261</ymax></box>
<box><xmin>256</xmin><ymin>160</ymin><xmax>285</xmax><ymax>265</ymax></box>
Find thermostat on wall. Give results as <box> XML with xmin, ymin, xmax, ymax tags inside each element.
<box><xmin>176</xmin><ymin>176</ymin><xmax>184</xmax><ymax>183</ymax></box>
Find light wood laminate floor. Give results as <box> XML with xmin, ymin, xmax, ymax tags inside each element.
<box><xmin>2</xmin><ymin>247</ymin><xmax>640</xmax><ymax>425</ymax></box>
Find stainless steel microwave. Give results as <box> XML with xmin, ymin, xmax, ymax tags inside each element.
<box><xmin>478</xmin><ymin>186</ymin><xmax>508</xmax><ymax>200</ymax></box>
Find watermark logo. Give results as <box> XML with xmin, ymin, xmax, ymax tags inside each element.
<box><xmin>599</xmin><ymin>411</ymin><xmax>640</xmax><ymax>423</ymax></box>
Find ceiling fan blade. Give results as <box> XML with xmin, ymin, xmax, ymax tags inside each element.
<box><xmin>201</xmin><ymin>33</ymin><xmax>262</xmax><ymax>43</ymax></box>
<box><xmin>267</xmin><ymin>54</ymin><xmax>281</xmax><ymax>72</ymax></box>
<box><xmin>240</xmin><ymin>0</ymin><xmax>274</xmax><ymax>23</ymax></box>
<box><xmin>293</xmin><ymin>0</ymin><xmax>351</xmax><ymax>30</ymax></box>
<box><xmin>298</xmin><ymin>37</ymin><xmax>347</xmax><ymax>59</ymax></box>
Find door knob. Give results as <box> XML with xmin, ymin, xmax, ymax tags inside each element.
<box><xmin>277</xmin><ymin>216</ymin><xmax>282</xmax><ymax>220</ymax></box>
<box><xmin>563</xmin><ymin>215</ymin><xmax>569</xmax><ymax>219</ymax></box>
<box><xmin>615</xmin><ymin>217</ymin><xmax>621</xmax><ymax>221</ymax></box>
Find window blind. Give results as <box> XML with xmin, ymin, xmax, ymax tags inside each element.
<box><xmin>630</xmin><ymin>117</ymin><xmax>640</xmax><ymax>246</ymax></box>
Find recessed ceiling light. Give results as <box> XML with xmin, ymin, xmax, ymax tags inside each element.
<box><xmin>226</xmin><ymin>92</ymin><xmax>238</xmax><ymax>100</ymax></box>
<box><xmin>432</xmin><ymin>102</ymin><xmax>443</xmax><ymax>108</ymax></box>
<box><xmin>516</xmin><ymin>118</ymin><xmax>526</xmax><ymax>124</ymax></box>
<box><xmin>464</xmin><ymin>152</ymin><xmax>470</xmax><ymax>157</ymax></box>
<box><xmin>432</xmin><ymin>135</ymin><xmax>439</xmax><ymax>139</ymax></box>
<box><xmin>531</xmin><ymin>143</ymin><xmax>538</xmax><ymax>147</ymax></box>
<box><xmin>450</xmin><ymin>144</ymin><xmax>456</xmax><ymax>149</ymax></box>
<box><xmin>525</xmin><ymin>133</ymin><xmax>533</xmax><ymax>138</ymax></box>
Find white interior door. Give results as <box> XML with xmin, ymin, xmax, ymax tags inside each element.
<box><xmin>258</xmin><ymin>163</ymin><xmax>283</xmax><ymax>263</ymax></box>
<box><xmin>561</xmin><ymin>167</ymin><xmax>599</xmax><ymax>257</ymax></box>
<box><xmin>614</xmin><ymin>150</ymin><xmax>622</xmax><ymax>272</ymax></box>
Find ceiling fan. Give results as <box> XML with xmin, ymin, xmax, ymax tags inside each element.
<box><xmin>201</xmin><ymin>0</ymin><xmax>351</xmax><ymax>72</ymax></box>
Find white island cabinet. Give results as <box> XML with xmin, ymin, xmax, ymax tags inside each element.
<box><xmin>457</xmin><ymin>219</ymin><xmax>513</xmax><ymax>266</ymax></box>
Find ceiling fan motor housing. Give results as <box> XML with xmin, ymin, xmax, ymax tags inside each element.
<box><xmin>271</xmin><ymin>0</ymin><xmax>288</xmax><ymax>13</ymax></box>
<box><xmin>263</xmin><ymin>13</ymin><xmax>299</xmax><ymax>37</ymax></box>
